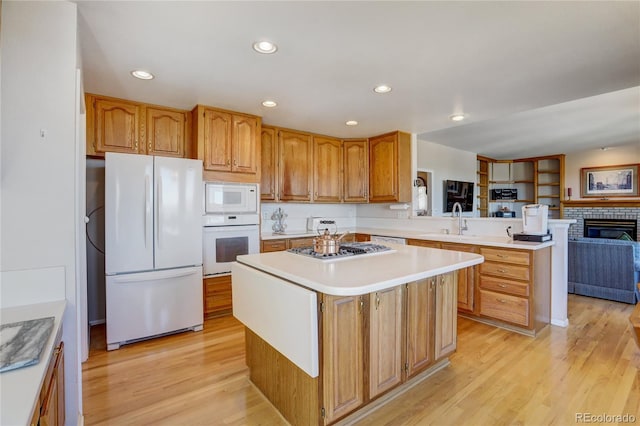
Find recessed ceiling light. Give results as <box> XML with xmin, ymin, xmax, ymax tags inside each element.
<box><xmin>131</xmin><ymin>70</ymin><xmax>154</xmax><ymax>80</ymax></box>
<box><xmin>252</xmin><ymin>40</ymin><xmax>278</xmax><ymax>54</ymax></box>
<box><xmin>262</xmin><ymin>100</ymin><xmax>277</xmax><ymax>108</ymax></box>
<box><xmin>373</xmin><ymin>85</ymin><xmax>392</xmax><ymax>94</ymax></box>
<box><xmin>449</xmin><ymin>114</ymin><xmax>466</xmax><ymax>122</ymax></box>
<box><xmin>345</xmin><ymin>120</ymin><xmax>358</xmax><ymax>126</ymax></box>
<box><xmin>600</xmin><ymin>147</ymin><xmax>609</xmax><ymax>151</ymax></box>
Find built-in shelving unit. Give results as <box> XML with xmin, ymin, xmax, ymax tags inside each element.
<box><xmin>478</xmin><ymin>154</ymin><xmax>565</xmax><ymax>219</ymax></box>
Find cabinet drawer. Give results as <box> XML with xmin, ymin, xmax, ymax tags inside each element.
<box><xmin>287</xmin><ymin>237</ymin><xmax>315</xmax><ymax>249</ymax></box>
<box><xmin>407</xmin><ymin>239</ymin><xmax>441</xmax><ymax>249</ymax></box>
<box><xmin>480</xmin><ymin>248</ymin><xmax>529</xmax><ymax>266</ymax></box>
<box><xmin>480</xmin><ymin>262</ymin><xmax>530</xmax><ymax>281</ymax></box>
<box><xmin>261</xmin><ymin>239</ymin><xmax>287</xmax><ymax>252</ymax></box>
<box><xmin>480</xmin><ymin>276</ymin><xmax>529</xmax><ymax>297</ymax></box>
<box><xmin>480</xmin><ymin>290</ymin><xmax>529</xmax><ymax>327</ymax></box>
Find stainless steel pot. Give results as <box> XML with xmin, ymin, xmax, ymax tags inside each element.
<box><xmin>312</xmin><ymin>228</ymin><xmax>350</xmax><ymax>255</ymax></box>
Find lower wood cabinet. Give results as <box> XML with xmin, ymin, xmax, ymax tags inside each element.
<box><xmin>33</xmin><ymin>341</ymin><xmax>65</xmax><ymax>426</ymax></box>
<box><xmin>203</xmin><ymin>275</ymin><xmax>232</xmax><ymax>318</ymax></box>
<box><xmin>260</xmin><ymin>234</ymin><xmax>360</xmax><ymax>253</ymax></box>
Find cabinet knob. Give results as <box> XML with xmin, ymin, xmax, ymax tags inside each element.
<box><xmin>134</xmin><ymin>141</ymin><xmax>138</xmax><ymax>151</ymax></box>
<box><xmin>233</xmin><ymin>160</ymin><xmax>237</xmax><ymax>166</ymax></box>
<box><xmin>148</xmin><ymin>143</ymin><xmax>152</xmax><ymax>152</ymax></box>
<box><xmin>497</xmin><ymin>268</ymin><xmax>507</xmax><ymax>273</ymax></box>
<box><xmin>226</xmin><ymin>160</ymin><xmax>231</xmax><ymax>165</ymax></box>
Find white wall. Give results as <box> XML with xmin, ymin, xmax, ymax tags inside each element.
<box><xmin>1</xmin><ymin>1</ymin><xmax>82</xmax><ymax>423</ymax></box>
<box><xmin>565</xmin><ymin>143</ymin><xmax>640</xmax><ymax>200</ymax></box>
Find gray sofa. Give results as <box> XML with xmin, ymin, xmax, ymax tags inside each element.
<box><xmin>568</xmin><ymin>237</ymin><xmax>640</xmax><ymax>304</ymax></box>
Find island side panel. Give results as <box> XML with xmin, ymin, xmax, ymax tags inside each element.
<box><xmin>533</xmin><ymin>246</ymin><xmax>552</xmax><ymax>333</ymax></box>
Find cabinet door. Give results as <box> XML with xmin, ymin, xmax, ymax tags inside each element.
<box><xmin>369</xmin><ymin>287</ymin><xmax>403</xmax><ymax>399</ymax></box>
<box><xmin>232</xmin><ymin>114</ymin><xmax>258</xmax><ymax>174</ymax></box>
<box><xmin>323</xmin><ymin>295</ymin><xmax>364</xmax><ymax>424</ymax></box>
<box><xmin>260</xmin><ymin>126</ymin><xmax>278</xmax><ymax>201</ymax></box>
<box><xmin>40</xmin><ymin>342</ymin><xmax>64</xmax><ymax>426</ymax></box>
<box><xmin>279</xmin><ymin>130</ymin><xmax>313</xmax><ymax>201</ymax></box>
<box><xmin>93</xmin><ymin>97</ymin><xmax>141</xmax><ymax>154</ymax></box>
<box><xmin>369</xmin><ymin>132</ymin><xmax>398</xmax><ymax>202</ymax></box>
<box><xmin>146</xmin><ymin>107</ymin><xmax>185</xmax><ymax>157</ymax></box>
<box><xmin>203</xmin><ymin>109</ymin><xmax>232</xmax><ymax>171</ymax></box>
<box><xmin>406</xmin><ymin>278</ymin><xmax>435</xmax><ymax>378</ymax></box>
<box><xmin>435</xmin><ymin>272</ymin><xmax>457</xmax><ymax>360</ymax></box>
<box><xmin>313</xmin><ymin>136</ymin><xmax>342</xmax><ymax>202</ymax></box>
<box><xmin>441</xmin><ymin>243</ymin><xmax>477</xmax><ymax>313</ymax></box>
<box><xmin>343</xmin><ymin>139</ymin><xmax>368</xmax><ymax>202</ymax></box>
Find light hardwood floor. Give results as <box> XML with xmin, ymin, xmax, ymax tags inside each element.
<box><xmin>82</xmin><ymin>295</ymin><xmax>640</xmax><ymax>425</ymax></box>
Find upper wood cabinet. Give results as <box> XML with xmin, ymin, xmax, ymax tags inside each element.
<box><xmin>146</xmin><ymin>107</ymin><xmax>186</xmax><ymax>157</ymax></box>
<box><xmin>192</xmin><ymin>105</ymin><xmax>261</xmax><ymax>183</ymax></box>
<box><xmin>86</xmin><ymin>93</ymin><xmax>190</xmax><ymax>158</ymax></box>
<box><xmin>313</xmin><ymin>136</ymin><xmax>343</xmax><ymax>203</ymax></box>
<box><xmin>343</xmin><ymin>139</ymin><xmax>368</xmax><ymax>203</ymax></box>
<box><xmin>368</xmin><ymin>131</ymin><xmax>412</xmax><ymax>203</ymax></box>
<box><xmin>87</xmin><ymin>95</ymin><xmax>141</xmax><ymax>155</ymax></box>
<box><xmin>260</xmin><ymin>126</ymin><xmax>278</xmax><ymax>201</ymax></box>
<box><xmin>278</xmin><ymin>130</ymin><xmax>313</xmax><ymax>202</ymax></box>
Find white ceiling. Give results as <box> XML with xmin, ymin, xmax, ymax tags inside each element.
<box><xmin>77</xmin><ymin>1</ymin><xmax>640</xmax><ymax>159</ymax></box>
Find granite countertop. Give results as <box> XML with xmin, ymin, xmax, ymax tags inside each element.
<box><xmin>0</xmin><ymin>300</ymin><xmax>66</xmax><ymax>426</ymax></box>
<box><xmin>261</xmin><ymin>226</ymin><xmax>554</xmax><ymax>250</ymax></box>
<box><xmin>236</xmin><ymin>243</ymin><xmax>485</xmax><ymax>296</ymax></box>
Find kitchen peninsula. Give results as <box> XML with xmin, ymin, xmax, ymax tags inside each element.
<box><xmin>232</xmin><ymin>243</ymin><xmax>484</xmax><ymax>425</ymax></box>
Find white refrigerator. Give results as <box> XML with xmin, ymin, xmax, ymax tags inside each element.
<box><xmin>105</xmin><ymin>152</ymin><xmax>203</xmax><ymax>350</ymax></box>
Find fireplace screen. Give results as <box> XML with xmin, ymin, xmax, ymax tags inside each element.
<box><xmin>584</xmin><ymin>219</ymin><xmax>637</xmax><ymax>240</ymax></box>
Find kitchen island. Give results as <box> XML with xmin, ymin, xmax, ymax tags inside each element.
<box><xmin>232</xmin><ymin>243</ymin><xmax>484</xmax><ymax>425</ymax></box>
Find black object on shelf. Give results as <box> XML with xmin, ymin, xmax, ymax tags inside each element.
<box><xmin>491</xmin><ymin>188</ymin><xmax>518</xmax><ymax>200</ymax></box>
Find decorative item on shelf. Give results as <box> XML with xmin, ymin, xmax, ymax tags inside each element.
<box><xmin>491</xmin><ymin>188</ymin><xmax>518</xmax><ymax>200</ymax></box>
<box><xmin>567</xmin><ymin>187</ymin><xmax>572</xmax><ymax>201</ymax></box>
<box><xmin>493</xmin><ymin>206</ymin><xmax>516</xmax><ymax>217</ymax></box>
<box><xmin>271</xmin><ymin>207</ymin><xmax>287</xmax><ymax>234</ymax></box>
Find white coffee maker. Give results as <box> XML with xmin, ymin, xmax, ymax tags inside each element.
<box><xmin>521</xmin><ymin>204</ymin><xmax>549</xmax><ymax>235</ymax></box>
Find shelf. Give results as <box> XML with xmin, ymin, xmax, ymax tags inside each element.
<box><xmin>537</xmin><ymin>195</ymin><xmax>560</xmax><ymax>199</ymax></box>
<box><xmin>489</xmin><ymin>180</ymin><xmax>535</xmax><ymax>184</ymax></box>
<box><xmin>537</xmin><ymin>170</ymin><xmax>560</xmax><ymax>174</ymax></box>
<box><xmin>490</xmin><ymin>199</ymin><xmax>534</xmax><ymax>203</ymax></box>
<box><xmin>537</xmin><ymin>183</ymin><xmax>560</xmax><ymax>187</ymax></box>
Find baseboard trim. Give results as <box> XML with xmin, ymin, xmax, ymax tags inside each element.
<box><xmin>551</xmin><ymin>318</ymin><xmax>569</xmax><ymax>327</ymax></box>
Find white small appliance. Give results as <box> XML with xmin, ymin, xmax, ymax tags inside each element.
<box><xmin>204</xmin><ymin>182</ymin><xmax>258</xmax><ymax>214</ymax></box>
<box><xmin>522</xmin><ymin>204</ymin><xmax>549</xmax><ymax>235</ymax></box>
<box><xmin>105</xmin><ymin>152</ymin><xmax>204</xmax><ymax>350</ymax></box>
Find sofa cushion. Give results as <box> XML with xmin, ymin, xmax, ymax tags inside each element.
<box><xmin>573</xmin><ymin>237</ymin><xmax>640</xmax><ymax>271</ymax></box>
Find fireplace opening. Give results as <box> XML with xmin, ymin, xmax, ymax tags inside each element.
<box><xmin>584</xmin><ymin>218</ymin><xmax>637</xmax><ymax>240</ymax></box>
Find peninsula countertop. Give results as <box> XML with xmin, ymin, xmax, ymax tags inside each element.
<box><xmin>236</xmin><ymin>243</ymin><xmax>484</xmax><ymax>296</ymax></box>
<box><xmin>260</xmin><ymin>227</ymin><xmax>555</xmax><ymax>250</ymax></box>
<box><xmin>0</xmin><ymin>300</ymin><xmax>66</xmax><ymax>426</ymax></box>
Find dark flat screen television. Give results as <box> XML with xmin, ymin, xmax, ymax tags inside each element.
<box><xmin>443</xmin><ymin>180</ymin><xmax>474</xmax><ymax>213</ymax></box>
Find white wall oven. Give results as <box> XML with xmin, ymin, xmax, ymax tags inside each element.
<box><xmin>202</xmin><ymin>183</ymin><xmax>260</xmax><ymax>277</ymax></box>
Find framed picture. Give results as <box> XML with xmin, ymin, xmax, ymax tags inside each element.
<box><xmin>580</xmin><ymin>164</ymin><xmax>639</xmax><ymax>198</ymax></box>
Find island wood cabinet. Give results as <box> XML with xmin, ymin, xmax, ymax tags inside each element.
<box><xmin>407</xmin><ymin>239</ymin><xmax>476</xmax><ymax>313</ymax></box>
<box><xmin>321</xmin><ymin>272</ymin><xmax>456</xmax><ymax>425</ymax></box>
<box><xmin>31</xmin><ymin>340</ymin><xmax>65</xmax><ymax>426</ymax></box>
<box><xmin>368</xmin><ymin>131</ymin><xmax>412</xmax><ymax>203</ymax></box>
<box><xmin>86</xmin><ymin>94</ymin><xmax>191</xmax><ymax>158</ymax></box>
<box><xmin>203</xmin><ymin>275</ymin><xmax>232</xmax><ymax>318</ymax></box>
<box><xmin>478</xmin><ymin>246</ymin><xmax>550</xmax><ymax>333</ymax></box>
<box><xmin>343</xmin><ymin>139</ymin><xmax>368</xmax><ymax>202</ymax></box>
<box><xmin>192</xmin><ymin>105</ymin><xmax>261</xmax><ymax>183</ymax></box>
<box><xmin>313</xmin><ymin>136</ymin><xmax>343</xmax><ymax>202</ymax></box>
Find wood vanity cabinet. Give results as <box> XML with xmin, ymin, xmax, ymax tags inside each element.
<box><xmin>192</xmin><ymin>105</ymin><xmax>261</xmax><ymax>183</ymax></box>
<box><xmin>368</xmin><ymin>131</ymin><xmax>412</xmax><ymax>203</ymax></box>
<box><xmin>33</xmin><ymin>340</ymin><xmax>65</xmax><ymax>426</ymax></box>
<box><xmin>478</xmin><ymin>246</ymin><xmax>550</xmax><ymax>333</ymax></box>
<box><xmin>279</xmin><ymin>130</ymin><xmax>313</xmax><ymax>201</ymax></box>
<box><xmin>313</xmin><ymin>136</ymin><xmax>343</xmax><ymax>203</ymax></box>
<box><xmin>343</xmin><ymin>139</ymin><xmax>368</xmax><ymax>203</ymax></box>
<box><xmin>260</xmin><ymin>126</ymin><xmax>278</xmax><ymax>201</ymax></box>
<box><xmin>203</xmin><ymin>275</ymin><xmax>232</xmax><ymax>318</ymax></box>
<box><xmin>86</xmin><ymin>93</ymin><xmax>190</xmax><ymax>158</ymax></box>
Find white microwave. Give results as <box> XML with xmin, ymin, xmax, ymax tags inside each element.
<box><xmin>204</xmin><ymin>182</ymin><xmax>258</xmax><ymax>214</ymax></box>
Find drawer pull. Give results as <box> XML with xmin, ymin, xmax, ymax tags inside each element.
<box><xmin>498</xmin><ymin>299</ymin><xmax>507</xmax><ymax>303</ymax></box>
<box><xmin>497</xmin><ymin>254</ymin><xmax>508</xmax><ymax>258</ymax></box>
<box><xmin>498</xmin><ymin>284</ymin><xmax>507</xmax><ymax>288</ymax></box>
<box><xmin>497</xmin><ymin>268</ymin><xmax>507</xmax><ymax>273</ymax></box>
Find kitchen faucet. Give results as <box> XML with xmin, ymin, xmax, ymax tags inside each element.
<box><xmin>452</xmin><ymin>202</ymin><xmax>468</xmax><ymax>235</ymax></box>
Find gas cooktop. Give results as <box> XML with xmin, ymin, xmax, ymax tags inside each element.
<box><xmin>287</xmin><ymin>242</ymin><xmax>393</xmax><ymax>260</ymax></box>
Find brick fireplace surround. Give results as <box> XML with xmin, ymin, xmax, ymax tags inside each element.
<box><xmin>563</xmin><ymin>200</ymin><xmax>640</xmax><ymax>241</ymax></box>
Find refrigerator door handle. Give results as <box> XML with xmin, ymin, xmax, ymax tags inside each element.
<box><xmin>157</xmin><ymin>175</ymin><xmax>163</xmax><ymax>249</ymax></box>
<box><xmin>111</xmin><ymin>268</ymin><xmax>199</xmax><ymax>283</ymax></box>
<box><xmin>145</xmin><ymin>174</ymin><xmax>151</xmax><ymax>249</ymax></box>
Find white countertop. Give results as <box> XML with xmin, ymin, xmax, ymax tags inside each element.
<box><xmin>261</xmin><ymin>227</ymin><xmax>554</xmax><ymax>250</ymax></box>
<box><xmin>236</xmin><ymin>243</ymin><xmax>484</xmax><ymax>296</ymax></box>
<box><xmin>1</xmin><ymin>300</ymin><xmax>66</xmax><ymax>426</ymax></box>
